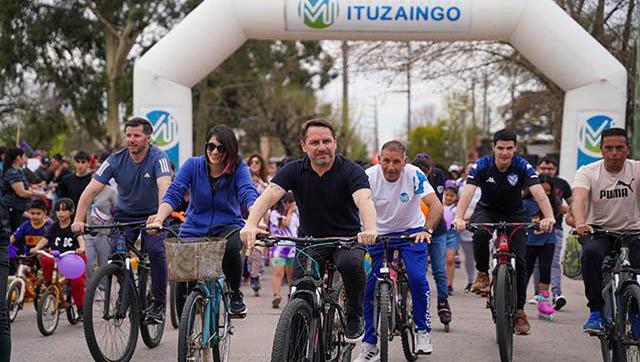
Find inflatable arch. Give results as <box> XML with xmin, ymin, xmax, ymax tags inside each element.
<box><xmin>133</xmin><ymin>0</ymin><xmax>626</xmax><ymax>182</ymax></box>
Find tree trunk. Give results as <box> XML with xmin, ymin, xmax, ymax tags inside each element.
<box><xmin>592</xmin><ymin>0</ymin><xmax>606</xmax><ymax>44</ymax></box>
<box><xmin>104</xmin><ymin>31</ymin><xmax>120</xmax><ymax>148</ymax></box>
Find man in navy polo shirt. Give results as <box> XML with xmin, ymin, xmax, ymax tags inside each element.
<box><xmin>72</xmin><ymin>117</ymin><xmax>172</xmax><ymax>324</ymax></box>
<box><xmin>241</xmin><ymin>118</ymin><xmax>377</xmax><ymax>343</ymax></box>
<box><xmin>453</xmin><ymin>129</ymin><xmax>555</xmax><ymax>335</ymax></box>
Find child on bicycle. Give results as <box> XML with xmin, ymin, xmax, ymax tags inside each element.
<box><xmin>9</xmin><ymin>199</ymin><xmax>52</xmax><ymax>272</ymax></box>
<box><xmin>523</xmin><ymin>175</ymin><xmax>563</xmax><ymax>321</ymax></box>
<box><xmin>268</xmin><ymin>192</ymin><xmax>298</xmax><ymax>308</ymax></box>
<box><xmin>30</xmin><ymin>198</ymin><xmax>86</xmax><ymax>320</ymax></box>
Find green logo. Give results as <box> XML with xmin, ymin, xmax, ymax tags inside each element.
<box><xmin>298</xmin><ymin>0</ymin><xmax>338</xmax><ymax>29</ymax></box>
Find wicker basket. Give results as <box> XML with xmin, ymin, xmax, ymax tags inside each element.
<box><xmin>164</xmin><ymin>237</ymin><xmax>227</xmax><ymax>282</ymax></box>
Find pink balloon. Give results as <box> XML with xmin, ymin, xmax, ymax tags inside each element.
<box><xmin>58</xmin><ymin>254</ymin><xmax>86</xmax><ymax>279</ymax></box>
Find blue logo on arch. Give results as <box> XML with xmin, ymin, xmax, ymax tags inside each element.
<box><xmin>577</xmin><ymin>115</ymin><xmax>615</xmax><ymax>167</ymax></box>
<box><xmin>147</xmin><ymin>110</ymin><xmax>179</xmax><ymax>168</ymax></box>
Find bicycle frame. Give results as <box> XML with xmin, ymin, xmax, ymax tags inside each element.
<box><xmin>195</xmin><ymin>277</ymin><xmax>230</xmax><ymax>348</ymax></box>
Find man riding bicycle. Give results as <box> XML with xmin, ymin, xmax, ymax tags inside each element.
<box><xmin>571</xmin><ymin>127</ymin><xmax>640</xmax><ymax>333</ymax></box>
<box><xmin>354</xmin><ymin>140</ymin><xmax>443</xmax><ymax>361</ymax></box>
<box><xmin>454</xmin><ymin>128</ymin><xmax>554</xmax><ymax>335</ymax></box>
<box><xmin>72</xmin><ymin>117</ymin><xmax>172</xmax><ymax>324</ymax></box>
<box><xmin>240</xmin><ymin>118</ymin><xmax>377</xmax><ymax>343</ymax></box>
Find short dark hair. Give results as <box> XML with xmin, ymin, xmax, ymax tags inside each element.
<box><xmin>601</xmin><ymin>127</ymin><xmax>628</xmax><ymax>146</ymax></box>
<box><xmin>53</xmin><ymin>153</ymin><xmax>64</xmax><ymax>162</ymax></box>
<box><xmin>27</xmin><ymin>199</ymin><xmax>47</xmax><ymax>211</ymax></box>
<box><xmin>381</xmin><ymin>140</ymin><xmax>406</xmax><ymax>154</ymax></box>
<box><xmin>124</xmin><ymin>117</ymin><xmax>153</xmax><ymax>136</ymax></box>
<box><xmin>411</xmin><ymin>153</ymin><xmax>432</xmax><ymax>171</ymax></box>
<box><xmin>493</xmin><ymin>128</ymin><xmax>518</xmax><ymax>145</ymax></box>
<box><xmin>54</xmin><ymin>197</ymin><xmax>75</xmax><ymax>212</ymax></box>
<box><xmin>536</xmin><ymin>157</ymin><xmax>558</xmax><ymax>167</ymax></box>
<box><xmin>300</xmin><ymin>118</ymin><xmax>336</xmax><ymax>141</ymax></box>
<box><xmin>98</xmin><ymin>151</ymin><xmax>111</xmax><ymax>163</ymax></box>
<box><xmin>74</xmin><ymin>150</ymin><xmax>90</xmax><ymax>162</ymax></box>
<box><xmin>4</xmin><ymin>147</ymin><xmax>24</xmax><ymax>171</ymax></box>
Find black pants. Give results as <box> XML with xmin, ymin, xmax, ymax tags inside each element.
<box><xmin>581</xmin><ymin>235</ymin><xmax>640</xmax><ymax>312</ymax></box>
<box><xmin>0</xmin><ymin>205</ymin><xmax>12</xmax><ymax>362</ymax></box>
<box><xmin>175</xmin><ymin>228</ymin><xmax>243</xmax><ymax>317</ymax></box>
<box><xmin>526</xmin><ymin>244</ymin><xmax>555</xmax><ymax>285</ymax></box>
<box><xmin>471</xmin><ymin>207</ymin><xmax>528</xmax><ymax>310</ymax></box>
<box><xmin>293</xmin><ymin>246</ymin><xmax>365</xmax><ymax>317</ymax></box>
<box><xmin>7</xmin><ymin>206</ymin><xmax>25</xmax><ymax>233</ymax></box>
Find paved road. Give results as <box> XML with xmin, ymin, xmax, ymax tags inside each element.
<box><xmin>9</xmin><ymin>262</ymin><xmax>600</xmax><ymax>361</ymax></box>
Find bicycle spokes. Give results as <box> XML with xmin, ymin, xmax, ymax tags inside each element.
<box><xmin>92</xmin><ymin>272</ymin><xmax>133</xmax><ymax>360</ymax></box>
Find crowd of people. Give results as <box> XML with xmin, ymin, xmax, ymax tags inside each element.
<box><xmin>0</xmin><ymin>116</ymin><xmax>638</xmax><ymax>362</ymax></box>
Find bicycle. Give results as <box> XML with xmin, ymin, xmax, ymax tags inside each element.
<box><xmin>466</xmin><ymin>222</ymin><xmax>539</xmax><ymax>362</ymax></box>
<box><xmin>6</xmin><ymin>254</ymin><xmax>42</xmax><ymax>322</ymax></box>
<box><xmin>371</xmin><ymin>235</ymin><xmax>420</xmax><ymax>362</ymax></box>
<box><xmin>34</xmin><ymin>249</ymin><xmax>81</xmax><ymax>336</ymax></box>
<box><xmin>82</xmin><ymin>221</ymin><xmax>165</xmax><ymax>362</ymax></box>
<box><xmin>257</xmin><ymin>235</ymin><xmax>359</xmax><ymax>362</ymax></box>
<box><xmin>582</xmin><ymin>228</ymin><xmax>640</xmax><ymax>362</ymax></box>
<box><xmin>169</xmin><ymin>281</ymin><xmax>180</xmax><ymax>329</ymax></box>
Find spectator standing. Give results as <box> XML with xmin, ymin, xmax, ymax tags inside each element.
<box><xmin>58</xmin><ymin>151</ymin><xmax>93</xmax><ymax>207</ymax></box>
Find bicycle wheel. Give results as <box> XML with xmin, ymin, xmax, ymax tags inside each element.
<box><xmin>84</xmin><ymin>263</ymin><xmax>140</xmax><ymax>362</ymax></box>
<box><xmin>6</xmin><ymin>281</ymin><xmax>22</xmax><ymax>322</ymax></box>
<box><xmin>618</xmin><ymin>283</ymin><xmax>640</xmax><ymax>361</ymax></box>
<box><xmin>37</xmin><ymin>286</ymin><xmax>60</xmax><ymax>336</ymax></box>
<box><xmin>377</xmin><ymin>282</ymin><xmax>392</xmax><ymax>362</ymax></box>
<box><xmin>139</xmin><ymin>267</ymin><xmax>164</xmax><ymax>348</ymax></box>
<box><xmin>324</xmin><ymin>279</ymin><xmax>346</xmax><ymax>362</ymax></box>
<box><xmin>212</xmin><ymin>282</ymin><xmax>232</xmax><ymax>362</ymax></box>
<box><xmin>494</xmin><ymin>264</ymin><xmax>515</xmax><ymax>362</ymax></box>
<box><xmin>398</xmin><ymin>279</ymin><xmax>418</xmax><ymax>362</ymax></box>
<box><xmin>271</xmin><ymin>298</ymin><xmax>315</xmax><ymax>362</ymax></box>
<box><xmin>178</xmin><ymin>290</ymin><xmax>212</xmax><ymax>362</ymax></box>
<box><xmin>170</xmin><ymin>281</ymin><xmax>180</xmax><ymax>329</ymax></box>
<box><xmin>33</xmin><ymin>283</ymin><xmax>42</xmax><ymax>312</ymax></box>
<box><xmin>65</xmin><ymin>285</ymin><xmax>78</xmax><ymax>325</ymax></box>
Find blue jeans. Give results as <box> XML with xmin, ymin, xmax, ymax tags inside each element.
<box><xmin>363</xmin><ymin>232</ymin><xmax>431</xmax><ymax>345</ymax></box>
<box><xmin>429</xmin><ymin>233</ymin><xmax>448</xmax><ymax>300</ymax></box>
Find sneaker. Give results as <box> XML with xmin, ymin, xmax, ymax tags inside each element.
<box><xmin>344</xmin><ymin>314</ymin><xmax>364</xmax><ymax>343</ymax></box>
<box><xmin>537</xmin><ymin>291</ymin><xmax>555</xmax><ymax>321</ymax></box>
<box><xmin>250</xmin><ymin>277</ymin><xmax>261</xmax><ymax>297</ymax></box>
<box><xmin>75</xmin><ymin>307</ymin><xmax>84</xmax><ymax>323</ymax></box>
<box><xmin>464</xmin><ymin>282</ymin><xmax>473</xmax><ymax>293</ymax></box>
<box><xmin>528</xmin><ymin>295</ymin><xmax>540</xmax><ymax>305</ymax></box>
<box><xmin>447</xmin><ymin>285</ymin><xmax>454</xmax><ymax>296</ymax></box>
<box><xmin>471</xmin><ymin>272</ymin><xmax>490</xmax><ymax>295</ymax></box>
<box><xmin>437</xmin><ymin>299</ymin><xmax>452</xmax><ymax>325</ymax></box>
<box><xmin>514</xmin><ymin>310</ymin><xmax>531</xmax><ymax>335</ymax></box>
<box><xmin>229</xmin><ymin>290</ymin><xmax>247</xmax><ymax>317</ymax></box>
<box><xmin>146</xmin><ymin>302</ymin><xmax>165</xmax><ymax>325</ymax></box>
<box><xmin>272</xmin><ymin>295</ymin><xmax>282</xmax><ymax>309</ymax></box>
<box><xmin>415</xmin><ymin>330</ymin><xmax>433</xmax><ymax>354</ymax></box>
<box><xmin>553</xmin><ymin>295</ymin><xmax>567</xmax><ymax>311</ymax></box>
<box><xmin>353</xmin><ymin>342</ymin><xmax>379</xmax><ymax>362</ymax></box>
<box><xmin>583</xmin><ymin>311</ymin><xmax>604</xmax><ymax>334</ymax></box>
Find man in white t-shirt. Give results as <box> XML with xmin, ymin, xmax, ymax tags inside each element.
<box><xmin>572</xmin><ymin>127</ymin><xmax>640</xmax><ymax>334</ymax></box>
<box><xmin>354</xmin><ymin>141</ymin><xmax>443</xmax><ymax>362</ymax></box>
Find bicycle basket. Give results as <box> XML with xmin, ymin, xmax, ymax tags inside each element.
<box><xmin>562</xmin><ymin>234</ymin><xmax>582</xmax><ymax>280</ymax></box>
<box><xmin>164</xmin><ymin>237</ymin><xmax>227</xmax><ymax>282</ymax></box>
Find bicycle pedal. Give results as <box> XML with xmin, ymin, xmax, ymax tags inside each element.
<box><xmin>586</xmin><ymin>330</ymin><xmax>604</xmax><ymax>337</ymax></box>
<box><xmin>230</xmin><ymin>313</ymin><xmax>246</xmax><ymax>319</ymax></box>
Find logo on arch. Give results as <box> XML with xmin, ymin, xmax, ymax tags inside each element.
<box><xmin>577</xmin><ymin>114</ymin><xmax>616</xmax><ymax>167</ymax></box>
<box><xmin>146</xmin><ymin>109</ymin><xmax>180</xmax><ymax>168</ymax></box>
<box><xmin>298</xmin><ymin>0</ymin><xmax>338</xmax><ymax>29</ymax></box>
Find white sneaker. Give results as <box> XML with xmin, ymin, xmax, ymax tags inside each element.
<box><xmin>354</xmin><ymin>342</ymin><xmax>380</xmax><ymax>362</ymax></box>
<box><xmin>528</xmin><ymin>295</ymin><xmax>540</xmax><ymax>305</ymax></box>
<box><xmin>415</xmin><ymin>330</ymin><xmax>433</xmax><ymax>355</ymax></box>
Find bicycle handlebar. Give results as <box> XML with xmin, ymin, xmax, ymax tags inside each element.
<box><xmin>255</xmin><ymin>235</ymin><xmax>359</xmax><ymax>248</ymax></box>
<box><xmin>466</xmin><ymin>222</ymin><xmax>540</xmax><ymax>232</ymax></box>
<box><xmin>83</xmin><ymin>222</ymin><xmax>180</xmax><ymax>238</ymax></box>
<box><xmin>34</xmin><ymin>250</ymin><xmax>77</xmax><ymax>259</ymax></box>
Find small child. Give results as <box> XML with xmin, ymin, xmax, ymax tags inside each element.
<box><xmin>30</xmin><ymin>198</ymin><xmax>86</xmax><ymax>320</ymax></box>
<box><xmin>442</xmin><ymin>185</ymin><xmax>460</xmax><ymax>295</ymax></box>
<box><xmin>269</xmin><ymin>192</ymin><xmax>299</xmax><ymax>308</ymax></box>
<box><xmin>9</xmin><ymin>199</ymin><xmax>52</xmax><ymax>274</ymax></box>
<box><xmin>523</xmin><ymin>175</ymin><xmax>560</xmax><ymax>321</ymax></box>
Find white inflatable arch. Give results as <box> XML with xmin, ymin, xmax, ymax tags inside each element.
<box><xmin>134</xmin><ymin>0</ymin><xmax>627</xmax><ymax>182</ymax></box>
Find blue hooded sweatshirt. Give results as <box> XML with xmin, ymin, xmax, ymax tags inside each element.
<box><xmin>162</xmin><ymin>155</ymin><xmax>258</xmax><ymax>237</ymax></box>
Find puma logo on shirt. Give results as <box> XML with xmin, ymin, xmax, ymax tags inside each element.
<box><xmin>600</xmin><ymin>178</ymin><xmax>635</xmax><ymax>199</ymax></box>
<box><xmin>616</xmin><ymin>178</ymin><xmax>635</xmax><ymax>193</ymax></box>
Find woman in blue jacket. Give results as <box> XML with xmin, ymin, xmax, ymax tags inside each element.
<box><xmin>148</xmin><ymin>125</ymin><xmax>258</xmax><ymax>317</ymax></box>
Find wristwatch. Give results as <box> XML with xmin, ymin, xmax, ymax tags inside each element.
<box><xmin>426</xmin><ymin>228</ymin><xmax>434</xmax><ymax>235</ymax></box>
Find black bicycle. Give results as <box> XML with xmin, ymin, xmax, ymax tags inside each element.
<box><xmin>257</xmin><ymin>235</ymin><xmax>359</xmax><ymax>362</ymax></box>
<box><xmin>82</xmin><ymin>221</ymin><xmax>166</xmax><ymax>362</ymax></box>
<box><xmin>372</xmin><ymin>235</ymin><xmax>420</xmax><ymax>362</ymax></box>
<box><xmin>466</xmin><ymin>222</ymin><xmax>538</xmax><ymax>362</ymax></box>
<box><xmin>583</xmin><ymin>228</ymin><xmax>640</xmax><ymax>362</ymax></box>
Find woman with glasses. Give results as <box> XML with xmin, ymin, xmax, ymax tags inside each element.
<box><xmin>147</xmin><ymin>125</ymin><xmax>259</xmax><ymax>317</ymax></box>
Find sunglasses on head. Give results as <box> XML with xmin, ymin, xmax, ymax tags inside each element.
<box><xmin>205</xmin><ymin>142</ymin><xmax>225</xmax><ymax>153</ymax></box>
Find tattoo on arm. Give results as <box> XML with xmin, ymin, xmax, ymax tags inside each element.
<box><xmin>269</xmin><ymin>183</ymin><xmax>285</xmax><ymax>193</ymax></box>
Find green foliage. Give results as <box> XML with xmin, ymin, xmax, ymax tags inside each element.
<box><xmin>407</xmin><ymin>121</ymin><xmax>449</xmax><ymax>162</ymax></box>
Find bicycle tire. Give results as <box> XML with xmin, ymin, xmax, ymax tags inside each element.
<box><xmin>378</xmin><ymin>282</ymin><xmax>392</xmax><ymax>362</ymax></box>
<box><xmin>399</xmin><ymin>279</ymin><xmax>418</xmax><ymax>362</ymax></box>
<box><xmin>271</xmin><ymin>298</ymin><xmax>315</xmax><ymax>362</ymax></box>
<box><xmin>7</xmin><ymin>281</ymin><xmax>22</xmax><ymax>322</ymax></box>
<box><xmin>600</xmin><ymin>273</ymin><xmax>615</xmax><ymax>362</ymax></box>
<box><xmin>618</xmin><ymin>283</ymin><xmax>640</xmax><ymax>361</ymax></box>
<box><xmin>33</xmin><ymin>283</ymin><xmax>41</xmax><ymax>312</ymax></box>
<box><xmin>65</xmin><ymin>285</ymin><xmax>78</xmax><ymax>325</ymax></box>
<box><xmin>178</xmin><ymin>290</ymin><xmax>211</xmax><ymax>362</ymax></box>
<box><xmin>139</xmin><ymin>267</ymin><xmax>164</xmax><ymax>348</ymax></box>
<box><xmin>213</xmin><ymin>282</ymin><xmax>232</xmax><ymax>362</ymax></box>
<box><xmin>84</xmin><ymin>263</ymin><xmax>139</xmax><ymax>362</ymax></box>
<box><xmin>494</xmin><ymin>264</ymin><xmax>514</xmax><ymax>362</ymax></box>
<box><xmin>37</xmin><ymin>287</ymin><xmax>60</xmax><ymax>336</ymax></box>
<box><xmin>324</xmin><ymin>279</ymin><xmax>346</xmax><ymax>362</ymax></box>
<box><xmin>170</xmin><ymin>281</ymin><xmax>179</xmax><ymax>329</ymax></box>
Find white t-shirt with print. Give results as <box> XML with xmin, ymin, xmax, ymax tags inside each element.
<box><xmin>366</xmin><ymin>164</ymin><xmax>435</xmax><ymax>234</ymax></box>
<box><xmin>572</xmin><ymin>159</ymin><xmax>640</xmax><ymax>230</ymax></box>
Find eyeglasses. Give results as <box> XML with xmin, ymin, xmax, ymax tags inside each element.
<box><xmin>205</xmin><ymin>142</ymin><xmax>225</xmax><ymax>153</ymax></box>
